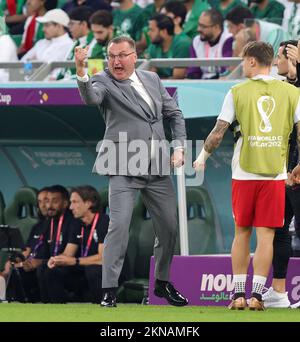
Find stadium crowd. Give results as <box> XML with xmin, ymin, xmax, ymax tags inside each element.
<box><xmin>0</xmin><ymin>0</ymin><xmax>299</xmax><ymax>82</ymax></box>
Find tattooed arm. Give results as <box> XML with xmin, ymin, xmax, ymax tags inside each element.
<box><xmin>193</xmin><ymin>119</ymin><xmax>230</xmax><ymax>171</ymax></box>
<box><xmin>193</xmin><ymin>89</ymin><xmax>234</xmax><ymax>171</ymax></box>
<box><xmin>204</xmin><ymin>120</ymin><xmax>230</xmax><ymax>153</ymax></box>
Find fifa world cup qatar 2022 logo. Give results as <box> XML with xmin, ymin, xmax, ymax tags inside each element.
<box><xmin>257</xmin><ymin>96</ymin><xmax>276</xmax><ymax>133</ymax></box>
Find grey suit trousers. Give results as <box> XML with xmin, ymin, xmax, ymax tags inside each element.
<box><xmin>102</xmin><ymin>175</ymin><xmax>177</xmax><ymax>288</ymax></box>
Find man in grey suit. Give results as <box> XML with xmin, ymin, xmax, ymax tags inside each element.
<box><xmin>75</xmin><ymin>36</ymin><xmax>188</xmax><ymax>307</ymax></box>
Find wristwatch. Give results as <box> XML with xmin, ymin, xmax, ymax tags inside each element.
<box><xmin>75</xmin><ymin>257</ymin><xmax>80</xmax><ymax>266</ymax></box>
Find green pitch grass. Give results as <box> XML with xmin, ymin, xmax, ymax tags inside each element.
<box><xmin>0</xmin><ymin>303</ymin><xmax>300</xmax><ymax>322</ymax></box>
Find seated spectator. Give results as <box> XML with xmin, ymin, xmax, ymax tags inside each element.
<box><xmin>226</xmin><ymin>6</ymin><xmax>255</xmax><ymax>57</ymax></box>
<box><xmin>136</xmin><ymin>0</ymin><xmax>165</xmax><ymax>55</ymax></box>
<box><xmin>56</xmin><ymin>6</ymin><xmax>93</xmax><ymax>80</ymax></box>
<box><xmin>89</xmin><ymin>10</ymin><xmax>115</xmax><ymax>59</ymax></box>
<box><xmin>1</xmin><ymin>0</ymin><xmax>26</xmax><ymax>34</ymax></box>
<box><xmin>182</xmin><ymin>0</ymin><xmax>210</xmax><ymax>38</ymax></box>
<box><xmin>4</xmin><ymin>187</ymin><xmax>49</xmax><ymax>303</ymax></box>
<box><xmin>47</xmin><ymin>186</ymin><xmax>109</xmax><ymax>304</ymax></box>
<box><xmin>254</xmin><ymin>11</ymin><xmax>287</xmax><ymax>47</ymax></box>
<box><xmin>62</xmin><ymin>0</ymin><xmax>111</xmax><ymax>14</ymax></box>
<box><xmin>161</xmin><ymin>0</ymin><xmax>187</xmax><ymax>35</ymax></box>
<box><xmin>143</xmin><ymin>0</ymin><xmax>165</xmax><ymax>23</ymax></box>
<box><xmin>283</xmin><ymin>0</ymin><xmax>300</xmax><ymax>39</ymax></box>
<box><xmin>21</xmin><ymin>9</ymin><xmax>73</xmax><ymax>63</ymax></box>
<box><xmin>158</xmin><ymin>1</ymin><xmax>192</xmax><ymax>60</ymax></box>
<box><xmin>113</xmin><ymin>0</ymin><xmax>145</xmax><ymax>41</ymax></box>
<box><xmin>36</xmin><ymin>185</ymin><xmax>82</xmax><ymax>303</ymax></box>
<box><xmin>250</xmin><ymin>0</ymin><xmax>285</xmax><ymax>25</ymax></box>
<box><xmin>217</xmin><ymin>0</ymin><xmax>246</xmax><ymax>18</ymax></box>
<box><xmin>17</xmin><ymin>0</ymin><xmax>57</xmax><ymax>58</ymax></box>
<box><xmin>226</xmin><ymin>6</ymin><xmax>288</xmax><ymax>56</ymax></box>
<box><xmin>135</xmin><ymin>0</ymin><xmax>154</xmax><ymax>7</ymax></box>
<box><xmin>0</xmin><ymin>16</ymin><xmax>18</xmax><ymax>82</ymax></box>
<box><xmin>187</xmin><ymin>8</ymin><xmax>233</xmax><ymax>79</ymax></box>
<box><xmin>147</xmin><ymin>13</ymin><xmax>191</xmax><ymax>79</ymax></box>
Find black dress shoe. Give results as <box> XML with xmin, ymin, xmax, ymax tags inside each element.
<box><xmin>154</xmin><ymin>281</ymin><xmax>188</xmax><ymax>306</ymax></box>
<box><xmin>100</xmin><ymin>291</ymin><xmax>117</xmax><ymax>308</ymax></box>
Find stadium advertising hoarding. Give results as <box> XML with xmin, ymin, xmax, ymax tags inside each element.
<box><xmin>149</xmin><ymin>256</ymin><xmax>300</xmax><ymax>306</ymax></box>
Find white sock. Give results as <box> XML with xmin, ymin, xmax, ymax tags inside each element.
<box><xmin>233</xmin><ymin>274</ymin><xmax>247</xmax><ymax>296</ymax></box>
<box><xmin>273</xmin><ymin>290</ymin><xmax>287</xmax><ymax>297</ymax></box>
<box><xmin>252</xmin><ymin>275</ymin><xmax>267</xmax><ymax>297</ymax></box>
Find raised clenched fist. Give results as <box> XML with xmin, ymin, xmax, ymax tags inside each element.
<box><xmin>75</xmin><ymin>46</ymin><xmax>89</xmax><ymax>74</ymax></box>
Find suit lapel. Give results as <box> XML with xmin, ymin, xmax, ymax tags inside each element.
<box><xmin>104</xmin><ymin>69</ymin><xmax>156</xmax><ymax>120</ymax></box>
<box><xmin>136</xmin><ymin>70</ymin><xmax>158</xmax><ymax>116</ymax></box>
<box><xmin>105</xmin><ymin>70</ymin><xmax>144</xmax><ymax>117</ymax></box>
<box><xmin>116</xmin><ymin>81</ymin><xmax>153</xmax><ymax>121</ymax></box>
<box><xmin>103</xmin><ymin>68</ymin><xmax>131</xmax><ymax>102</ymax></box>
<box><xmin>113</xmin><ymin>79</ymin><xmax>135</xmax><ymax>104</ymax></box>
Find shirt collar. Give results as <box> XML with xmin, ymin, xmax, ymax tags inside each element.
<box><xmin>78</xmin><ymin>35</ymin><xmax>87</xmax><ymax>46</ymax></box>
<box><xmin>128</xmin><ymin>71</ymin><xmax>140</xmax><ymax>84</ymax></box>
<box><xmin>208</xmin><ymin>31</ymin><xmax>222</xmax><ymax>47</ymax></box>
<box><xmin>252</xmin><ymin>74</ymin><xmax>275</xmax><ymax>81</ymax></box>
<box><xmin>51</xmin><ymin>33</ymin><xmax>69</xmax><ymax>43</ymax></box>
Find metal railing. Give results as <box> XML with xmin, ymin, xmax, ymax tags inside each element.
<box><xmin>0</xmin><ymin>58</ymin><xmax>243</xmax><ymax>82</ymax></box>
<box><xmin>0</xmin><ymin>61</ymin><xmax>44</xmax><ymax>81</ymax></box>
<box><xmin>145</xmin><ymin>57</ymin><xmax>242</xmax><ymax>68</ymax></box>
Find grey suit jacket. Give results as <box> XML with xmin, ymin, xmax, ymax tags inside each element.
<box><xmin>77</xmin><ymin>69</ymin><xmax>186</xmax><ymax>176</ymax></box>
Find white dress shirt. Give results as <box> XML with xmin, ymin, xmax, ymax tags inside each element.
<box><xmin>0</xmin><ymin>34</ymin><xmax>18</xmax><ymax>82</ymax></box>
<box><xmin>21</xmin><ymin>33</ymin><xmax>73</xmax><ymax>63</ymax></box>
<box><xmin>129</xmin><ymin>71</ymin><xmax>155</xmax><ymax>114</ymax></box>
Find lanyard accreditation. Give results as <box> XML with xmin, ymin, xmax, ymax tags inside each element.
<box><xmin>81</xmin><ymin>212</ymin><xmax>100</xmax><ymax>257</ymax></box>
<box><xmin>49</xmin><ymin>214</ymin><xmax>64</xmax><ymax>256</ymax></box>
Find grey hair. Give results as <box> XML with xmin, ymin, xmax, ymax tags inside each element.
<box><xmin>107</xmin><ymin>35</ymin><xmax>136</xmax><ymax>51</ymax></box>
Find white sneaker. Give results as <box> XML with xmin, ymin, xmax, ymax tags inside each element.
<box><xmin>262</xmin><ymin>287</ymin><xmax>290</xmax><ymax>308</ymax></box>
<box><xmin>290</xmin><ymin>301</ymin><xmax>300</xmax><ymax>309</ymax></box>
